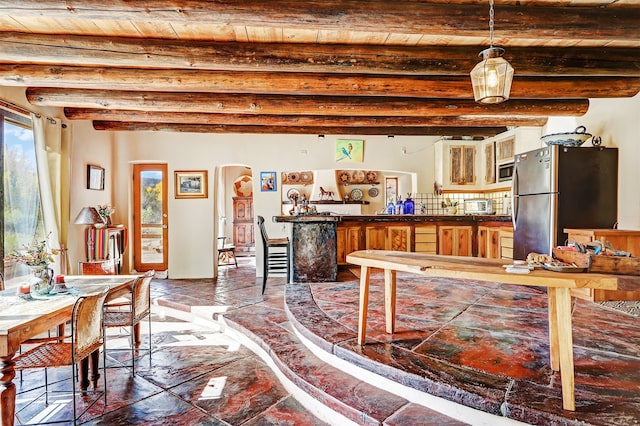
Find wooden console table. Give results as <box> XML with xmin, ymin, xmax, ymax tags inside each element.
<box><xmin>346</xmin><ymin>250</ymin><xmax>622</xmax><ymax>412</ymax></box>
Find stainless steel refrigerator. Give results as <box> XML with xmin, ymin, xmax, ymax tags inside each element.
<box><xmin>512</xmin><ymin>145</ymin><xmax>618</xmax><ymax>260</ymax></box>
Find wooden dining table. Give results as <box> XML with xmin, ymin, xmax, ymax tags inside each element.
<box><xmin>0</xmin><ymin>274</ymin><xmax>139</xmax><ymax>426</ymax></box>
<box><xmin>346</xmin><ymin>250</ymin><xmax>624</xmax><ymax>412</ymax></box>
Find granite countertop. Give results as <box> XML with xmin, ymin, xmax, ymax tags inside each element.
<box><xmin>274</xmin><ymin>214</ymin><xmax>512</xmax><ymax>223</ymax></box>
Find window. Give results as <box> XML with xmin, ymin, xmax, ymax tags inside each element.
<box><xmin>1</xmin><ymin>109</ymin><xmax>45</xmax><ymax>285</ymax></box>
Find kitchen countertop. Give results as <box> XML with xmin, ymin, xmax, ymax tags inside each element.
<box><xmin>275</xmin><ymin>214</ymin><xmax>512</xmax><ymax>223</ymax></box>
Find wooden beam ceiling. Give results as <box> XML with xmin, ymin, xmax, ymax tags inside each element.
<box><xmin>0</xmin><ymin>1</ymin><xmax>638</xmax><ymax>136</ymax></box>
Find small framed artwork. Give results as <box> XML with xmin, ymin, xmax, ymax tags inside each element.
<box><xmin>335</xmin><ymin>139</ymin><xmax>364</xmax><ymax>162</ymax></box>
<box><xmin>385</xmin><ymin>176</ymin><xmax>398</xmax><ymax>203</ymax></box>
<box><xmin>87</xmin><ymin>164</ymin><xmax>105</xmax><ymax>190</ymax></box>
<box><xmin>260</xmin><ymin>171</ymin><xmax>277</xmax><ymax>192</ymax></box>
<box><xmin>175</xmin><ymin>170</ymin><xmax>208</xmax><ymax>199</ymax></box>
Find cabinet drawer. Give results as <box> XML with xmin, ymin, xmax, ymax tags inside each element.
<box><xmin>500</xmin><ymin>236</ymin><xmax>513</xmax><ymax>249</ymax></box>
<box><xmin>416</xmin><ymin>242</ymin><xmax>437</xmax><ymax>253</ymax></box>
<box><xmin>501</xmin><ymin>247</ymin><xmax>514</xmax><ymax>260</ymax></box>
<box><xmin>415</xmin><ymin>233</ymin><xmax>436</xmax><ymax>243</ymax></box>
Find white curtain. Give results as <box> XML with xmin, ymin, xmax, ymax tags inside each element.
<box><xmin>32</xmin><ymin>113</ymin><xmax>63</xmax><ymax>274</ymax></box>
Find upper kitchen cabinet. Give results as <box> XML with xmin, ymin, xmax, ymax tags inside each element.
<box><xmin>434</xmin><ymin>139</ymin><xmax>480</xmax><ymax>190</ymax></box>
<box><xmin>482</xmin><ymin>127</ymin><xmax>544</xmax><ymax>190</ymax></box>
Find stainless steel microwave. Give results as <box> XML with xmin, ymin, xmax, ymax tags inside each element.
<box><xmin>498</xmin><ymin>162</ymin><xmax>514</xmax><ymax>182</ymax></box>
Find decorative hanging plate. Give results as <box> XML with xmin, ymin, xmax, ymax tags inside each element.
<box><xmin>287</xmin><ymin>172</ymin><xmax>301</xmax><ymax>183</ymax></box>
<box><xmin>233</xmin><ymin>175</ymin><xmax>253</xmax><ymax>197</ymax></box>
<box><xmin>366</xmin><ymin>171</ymin><xmax>377</xmax><ymax>183</ymax></box>
<box><xmin>353</xmin><ymin>170</ymin><xmax>366</xmax><ymax>183</ymax></box>
<box><xmin>338</xmin><ymin>170</ymin><xmax>351</xmax><ymax>184</ymax></box>
<box><xmin>287</xmin><ymin>188</ymin><xmax>301</xmax><ymax>201</ymax></box>
<box><xmin>300</xmin><ymin>171</ymin><xmax>313</xmax><ymax>183</ymax></box>
<box><xmin>350</xmin><ymin>188</ymin><xmax>363</xmax><ymax>201</ymax></box>
<box><xmin>368</xmin><ymin>187</ymin><xmax>379</xmax><ymax>197</ymax></box>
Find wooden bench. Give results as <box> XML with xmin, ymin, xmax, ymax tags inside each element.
<box><xmin>346</xmin><ymin>250</ymin><xmax>622</xmax><ymax>412</ymax></box>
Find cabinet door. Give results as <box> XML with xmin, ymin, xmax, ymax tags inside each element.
<box><xmin>439</xmin><ymin>225</ymin><xmax>473</xmax><ymax>256</ymax></box>
<box><xmin>233</xmin><ymin>197</ymin><xmax>253</xmax><ymax>222</ymax></box>
<box><xmin>496</xmin><ymin>136</ymin><xmax>515</xmax><ymax>163</ymax></box>
<box><xmin>477</xmin><ymin>226</ymin><xmax>488</xmax><ymax>258</ymax></box>
<box><xmin>488</xmin><ymin>228</ymin><xmax>501</xmax><ymax>259</ymax></box>
<box><xmin>386</xmin><ymin>226</ymin><xmax>411</xmax><ymax>252</ymax></box>
<box><xmin>484</xmin><ymin>142</ymin><xmax>496</xmax><ymax>185</ymax></box>
<box><xmin>337</xmin><ymin>226</ymin><xmax>362</xmax><ymax>264</ymax></box>
<box><xmin>366</xmin><ymin>226</ymin><xmax>387</xmax><ymax>250</ymax></box>
<box><xmin>450</xmin><ymin>145</ymin><xmax>476</xmax><ymax>185</ymax></box>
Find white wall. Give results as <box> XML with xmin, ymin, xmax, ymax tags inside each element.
<box><xmin>2</xmin><ymin>86</ymin><xmax>638</xmax><ymax>278</ymax></box>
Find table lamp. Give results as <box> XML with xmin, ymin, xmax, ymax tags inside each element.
<box><xmin>74</xmin><ymin>207</ymin><xmax>103</xmax><ymax>261</ymax></box>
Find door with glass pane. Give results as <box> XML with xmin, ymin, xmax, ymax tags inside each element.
<box><xmin>133</xmin><ymin>164</ymin><xmax>168</xmax><ymax>272</ymax></box>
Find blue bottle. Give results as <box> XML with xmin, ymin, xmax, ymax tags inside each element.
<box><xmin>386</xmin><ymin>200</ymin><xmax>395</xmax><ymax>214</ymax></box>
<box><xmin>395</xmin><ymin>198</ymin><xmax>404</xmax><ymax>215</ymax></box>
<box><xmin>403</xmin><ymin>196</ymin><xmax>414</xmax><ymax>215</ymax></box>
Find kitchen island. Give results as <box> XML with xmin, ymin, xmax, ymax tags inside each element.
<box><xmin>273</xmin><ymin>215</ymin><xmax>340</xmax><ymax>282</ymax></box>
<box><xmin>274</xmin><ymin>214</ymin><xmax>513</xmax><ymax>282</ymax></box>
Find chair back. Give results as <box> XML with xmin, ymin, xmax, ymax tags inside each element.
<box><xmin>0</xmin><ymin>271</ymin><xmax>4</xmax><ymax>291</ymax></box>
<box><xmin>72</xmin><ymin>287</ymin><xmax>109</xmax><ymax>361</ymax></box>
<box><xmin>256</xmin><ymin>215</ymin><xmax>269</xmax><ymax>249</ymax></box>
<box><xmin>133</xmin><ymin>270</ymin><xmax>155</xmax><ymax>321</ymax></box>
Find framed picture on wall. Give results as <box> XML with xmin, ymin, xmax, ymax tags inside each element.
<box><xmin>335</xmin><ymin>139</ymin><xmax>364</xmax><ymax>162</ymax></box>
<box><xmin>260</xmin><ymin>171</ymin><xmax>277</xmax><ymax>192</ymax></box>
<box><xmin>87</xmin><ymin>164</ymin><xmax>105</xmax><ymax>190</ymax></box>
<box><xmin>175</xmin><ymin>170</ymin><xmax>208</xmax><ymax>198</ymax></box>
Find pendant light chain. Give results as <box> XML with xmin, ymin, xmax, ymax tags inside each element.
<box><xmin>489</xmin><ymin>0</ymin><xmax>495</xmax><ymax>49</ymax></box>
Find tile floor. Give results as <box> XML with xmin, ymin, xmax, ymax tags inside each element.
<box><xmin>12</xmin><ymin>255</ymin><xmax>640</xmax><ymax>425</ymax></box>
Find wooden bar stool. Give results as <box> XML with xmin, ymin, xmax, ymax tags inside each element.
<box><xmin>257</xmin><ymin>215</ymin><xmax>290</xmax><ymax>294</ymax></box>
<box><xmin>217</xmin><ymin>236</ymin><xmax>238</xmax><ymax>268</ymax></box>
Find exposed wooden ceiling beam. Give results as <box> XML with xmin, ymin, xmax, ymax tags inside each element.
<box><xmin>91</xmin><ymin>121</ymin><xmax>508</xmax><ymax>136</ymax></box>
<box><xmin>27</xmin><ymin>88</ymin><xmax>590</xmax><ymax>116</ymax></box>
<box><xmin>64</xmin><ymin>108</ymin><xmax>549</xmax><ymax>127</ymax></box>
<box><xmin>3</xmin><ymin>66</ymin><xmax>638</xmax><ymax>99</ymax></box>
<box><xmin>1</xmin><ymin>33</ymin><xmax>638</xmax><ymax>77</ymax></box>
<box><xmin>2</xmin><ymin>1</ymin><xmax>638</xmax><ymax>41</ymax></box>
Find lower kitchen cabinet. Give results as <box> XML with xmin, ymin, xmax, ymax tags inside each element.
<box><xmin>478</xmin><ymin>225</ymin><xmax>502</xmax><ymax>259</ymax></box>
<box><xmin>439</xmin><ymin>225</ymin><xmax>473</xmax><ymax>256</ymax></box>
<box><xmin>499</xmin><ymin>227</ymin><xmax>514</xmax><ymax>260</ymax></box>
<box><xmin>365</xmin><ymin>225</ymin><xmax>411</xmax><ymax>252</ymax></box>
<box><xmin>415</xmin><ymin>225</ymin><xmax>437</xmax><ymax>254</ymax></box>
<box><xmin>336</xmin><ymin>225</ymin><xmax>362</xmax><ymax>265</ymax></box>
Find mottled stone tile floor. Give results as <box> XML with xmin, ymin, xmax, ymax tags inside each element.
<box><xmin>13</xmin><ymin>256</ymin><xmax>640</xmax><ymax>425</ymax></box>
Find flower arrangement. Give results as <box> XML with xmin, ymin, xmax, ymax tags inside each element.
<box><xmin>96</xmin><ymin>204</ymin><xmax>115</xmax><ymax>221</ymax></box>
<box><xmin>4</xmin><ymin>234</ymin><xmax>59</xmax><ymax>268</ymax></box>
<box><xmin>440</xmin><ymin>197</ymin><xmax>458</xmax><ymax>208</ymax></box>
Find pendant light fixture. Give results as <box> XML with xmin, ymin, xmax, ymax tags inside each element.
<box><xmin>470</xmin><ymin>0</ymin><xmax>514</xmax><ymax>104</ymax></box>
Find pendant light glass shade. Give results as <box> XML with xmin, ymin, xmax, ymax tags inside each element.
<box><xmin>470</xmin><ymin>47</ymin><xmax>514</xmax><ymax>104</ymax></box>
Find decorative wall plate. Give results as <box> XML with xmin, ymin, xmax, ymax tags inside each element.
<box><xmin>287</xmin><ymin>172</ymin><xmax>300</xmax><ymax>183</ymax></box>
<box><xmin>287</xmin><ymin>188</ymin><xmax>301</xmax><ymax>201</ymax></box>
<box><xmin>366</xmin><ymin>171</ymin><xmax>377</xmax><ymax>183</ymax></box>
<box><xmin>350</xmin><ymin>188</ymin><xmax>363</xmax><ymax>201</ymax></box>
<box><xmin>233</xmin><ymin>175</ymin><xmax>253</xmax><ymax>197</ymax></box>
<box><xmin>300</xmin><ymin>171</ymin><xmax>313</xmax><ymax>183</ymax></box>
<box><xmin>368</xmin><ymin>187</ymin><xmax>379</xmax><ymax>197</ymax></box>
<box><xmin>353</xmin><ymin>170</ymin><xmax>366</xmax><ymax>183</ymax></box>
<box><xmin>338</xmin><ymin>170</ymin><xmax>351</xmax><ymax>184</ymax></box>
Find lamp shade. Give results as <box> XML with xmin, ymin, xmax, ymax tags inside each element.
<box><xmin>73</xmin><ymin>207</ymin><xmax>103</xmax><ymax>225</ymax></box>
<box><xmin>470</xmin><ymin>47</ymin><xmax>514</xmax><ymax>104</ymax></box>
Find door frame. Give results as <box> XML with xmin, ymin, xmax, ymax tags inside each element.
<box><xmin>133</xmin><ymin>163</ymin><xmax>168</xmax><ymax>272</ymax></box>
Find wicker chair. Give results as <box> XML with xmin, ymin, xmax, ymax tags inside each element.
<box><xmin>102</xmin><ymin>270</ymin><xmax>155</xmax><ymax>375</ymax></box>
<box><xmin>256</xmin><ymin>215</ymin><xmax>290</xmax><ymax>294</ymax></box>
<box><xmin>14</xmin><ymin>288</ymin><xmax>109</xmax><ymax>425</ymax></box>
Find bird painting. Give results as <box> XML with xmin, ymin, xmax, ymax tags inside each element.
<box><xmin>335</xmin><ymin>139</ymin><xmax>364</xmax><ymax>162</ymax></box>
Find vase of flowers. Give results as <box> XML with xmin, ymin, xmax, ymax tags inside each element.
<box><xmin>4</xmin><ymin>235</ymin><xmax>59</xmax><ymax>295</ymax></box>
<box><xmin>97</xmin><ymin>204</ymin><xmax>115</xmax><ymax>226</ymax></box>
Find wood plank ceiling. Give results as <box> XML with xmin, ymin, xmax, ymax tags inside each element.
<box><xmin>0</xmin><ymin>0</ymin><xmax>639</xmax><ymax>137</ymax></box>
